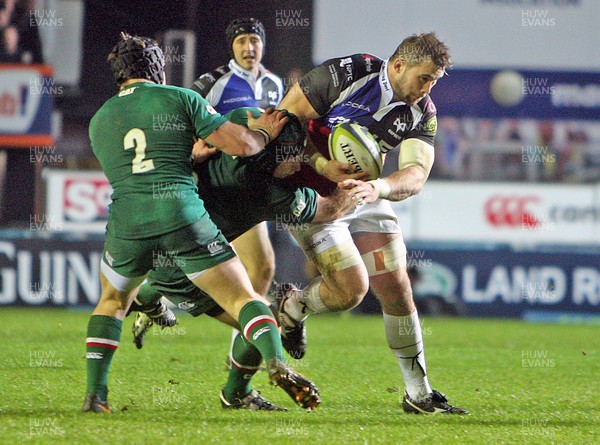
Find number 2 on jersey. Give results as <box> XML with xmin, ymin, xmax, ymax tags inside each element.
<box><xmin>124</xmin><ymin>128</ymin><xmax>155</xmax><ymax>174</ymax></box>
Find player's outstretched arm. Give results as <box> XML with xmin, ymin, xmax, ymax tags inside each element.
<box><xmin>204</xmin><ymin>109</ymin><xmax>289</xmax><ymax>157</ymax></box>
<box><xmin>278</xmin><ymin>82</ymin><xmax>320</xmax><ymax>122</ymax></box>
<box><xmin>339</xmin><ymin>138</ymin><xmax>434</xmax><ymax>203</ymax></box>
<box><xmin>311</xmin><ymin>188</ymin><xmax>356</xmax><ymax>223</ymax></box>
<box><xmin>338</xmin><ymin>166</ymin><xmax>425</xmax><ymax>204</ymax></box>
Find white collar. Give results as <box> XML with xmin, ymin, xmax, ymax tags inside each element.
<box><xmin>228</xmin><ymin>59</ymin><xmax>265</xmax><ymax>81</ymax></box>
<box><xmin>379</xmin><ymin>59</ymin><xmax>407</xmax><ymax>106</ymax></box>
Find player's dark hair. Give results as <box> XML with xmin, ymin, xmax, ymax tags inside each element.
<box><xmin>108</xmin><ymin>32</ymin><xmax>165</xmax><ymax>86</ymax></box>
<box><xmin>226</xmin><ymin>18</ymin><xmax>266</xmax><ymax>58</ymax></box>
<box><xmin>390</xmin><ymin>32</ymin><xmax>452</xmax><ymax>70</ymax></box>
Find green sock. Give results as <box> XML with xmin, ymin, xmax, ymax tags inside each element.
<box><xmin>85</xmin><ymin>315</ymin><xmax>122</xmax><ymax>400</ymax></box>
<box><xmin>223</xmin><ymin>332</ymin><xmax>262</xmax><ymax>400</ymax></box>
<box><xmin>238</xmin><ymin>300</ymin><xmax>285</xmax><ymax>363</ymax></box>
<box><xmin>134</xmin><ymin>281</ymin><xmax>162</xmax><ymax>312</ymax></box>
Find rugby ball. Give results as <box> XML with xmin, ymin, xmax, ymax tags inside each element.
<box><xmin>328</xmin><ymin>122</ymin><xmax>382</xmax><ymax>180</ymax></box>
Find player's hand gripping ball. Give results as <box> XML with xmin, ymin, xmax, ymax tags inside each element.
<box><xmin>328</xmin><ymin>122</ymin><xmax>382</xmax><ymax>180</ymax></box>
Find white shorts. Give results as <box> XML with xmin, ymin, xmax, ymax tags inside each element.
<box><xmin>290</xmin><ymin>198</ymin><xmax>402</xmax><ymax>258</ymax></box>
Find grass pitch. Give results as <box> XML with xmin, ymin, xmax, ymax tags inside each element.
<box><xmin>0</xmin><ymin>308</ymin><xmax>598</xmax><ymax>444</ymax></box>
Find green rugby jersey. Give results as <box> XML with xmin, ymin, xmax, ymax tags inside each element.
<box><xmin>195</xmin><ymin>107</ymin><xmax>318</xmax><ymax>240</ymax></box>
<box><xmin>89</xmin><ymin>81</ymin><xmax>227</xmax><ymax>238</ymax></box>
<box><xmin>146</xmin><ymin>107</ymin><xmax>319</xmax><ymax>302</ymax></box>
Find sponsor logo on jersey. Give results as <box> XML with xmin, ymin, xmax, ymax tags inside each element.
<box><xmin>222</xmin><ymin>96</ymin><xmax>253</xmax><ymax>104</ymax></box>
<box><xmin>207</xmin><ymin>240</ymin><xmax>225</xmax><ymax>255</ymax></box>
<box><xmin>423</xmin><ymin>116</ymin><xmax>437</xmax><ymax>136</ymax></box>
<box><xmin>344</xmin><ymin>65</ymin><xmax>353</xmax><ymax>81</ymax></box>
<box><xmin>342</xmin><ymin>101</ymin><xmax>371</xmax><ymax>112</ymax></box>
<box><xmin>329</xmin><ymin>64</ymin><xmax>340</xmax><ymax>88</ymax></box>
<box><xmin>386</xmin><ymin>116</ymin><xmax>408</xmax><ymax>140</ymax></box>
<box><xmin>387</xmin><ymin>129</ymin><xmax>402</xmax><ymax>141</ymax></box>
<box><xmin>328</xmin><ymin>116</ymin><xmax>349</xmax><ymax>127</ymax></box>
<box><xmin>118</xmin><ymin>87</ymin><xmax>137</xmax><ymax>97</ymax></box>
<box><xmin>252</xmin><ymin>326</ymin><xmax>271</xmax><ymax>340</ymax></box>
<box><xmin>307</xmin><ymin>237</ymin><xmax>327</xmax><ymax>252</ymax></box>
<box><xmin>380</xmin><ymin>63</ymin><xmax>391</xmax><ymax>93</ymax></box>
<box><xmin>104</xmin><ymin>251</ymin><xmax>114</xmax><ymax>266</ymax></box>
<box><xmin>394</xmin><ymin>117</ymin><xmax>407</xmax><ymax>133</ymax></box>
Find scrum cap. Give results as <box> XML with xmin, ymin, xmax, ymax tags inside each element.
<box><xmin>108</xmin><ymin>32</ymin><xmax>165</xmax><ymax>85</ymax></box>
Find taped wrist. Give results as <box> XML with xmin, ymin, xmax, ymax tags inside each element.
<box><xmin>309</xmin><ymin>153</ymin><xmax>328</xmax><ymax>175</ymax></box>
<box><xmin>252</xmin><ymin>128</ymin><xmax>272</xmax><ymax>145</ymax></box>
<box><xmin>367</xmin><ymin>178</ymin><xmax>391</xmax><ymax>199</ymax></box>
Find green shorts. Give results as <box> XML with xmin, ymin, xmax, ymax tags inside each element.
<box><xmin>102</xmin><ymin>214</ymin><xmax>235</xmax><ymax>279</ymax></box>
<box><xmin>137</xmin><ymin>270</ymin><xmax>224</xmax><ymax>318</ymax></box>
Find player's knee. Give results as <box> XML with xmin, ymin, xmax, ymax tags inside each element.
<box><xmin>335</xmin><ymin>288</ymin><xmax>366</xmax><ymax>310</ymax></box>
<box><xmin>260</xmin><ymin>259</ymin><xmax>276</xmax><ymax>282</ymax></box>
<box><xmin>96</xmin><ymin>291</ymin><xmax>130</xmax><ymax>313</ymax></box>
<box><xmin>327</xmin><ymin>272</ymin><xmax>369</xmax><ymax>310</ymax></box>
<box><xmin>246</xmin><ymin>260</ymin><xmax>275</xmax><ymax>293</ymax></box>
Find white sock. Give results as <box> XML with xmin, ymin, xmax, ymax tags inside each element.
<box><xmin>383</xmin><ymin>311</ymin><xmax>432</xmax><ymax>401</ymax></box>
<box><xmin>283</xmin><ymin>278</ymin><xmax>330</xmax><ymax>322</ymax></box>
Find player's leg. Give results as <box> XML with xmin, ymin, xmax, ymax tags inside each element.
<box><xmin>129</xmin><ymin>280</ymin><xmax>177</xmax><ymax>349</ymax></box>
<box><xmin>232</xmin><ymin>222</ymin><xmax>276</xmax><ymax>296</ymax></box>
<box><xmin>353</xmin><ymin>232</ymin><xmax>431</xmax><ymax>396</ymax></box>
<box><xmin>226</xmin><ymin>223</ymin><xmax>276</xmax><ymax>363</ymax></box>
<box><xmin>190</xmin><ymin>259</ymin><xmax>320</xmax><ymax>410</ymax></box>
<box><xmin>351</xmin><ymin>201</ymin><xmax>467</xmax><ymax>414</ymax></box>
<box><xmin>210</xmin><ymin>311</ymin><xmax>286</xmax><ymax>411</ymax></box>
<box><xmin>160</xmin><ymin>219</ymin><xmax>278</xmax><ymax>356</ymax></box>
<box><xmin>274</xmin><ymin>219</ymin><xmax>370</xmax><ymax>357</ymax></box>
<box><xmin>83</xmin><ymin>246</ymin><xmax>147</xmax><ymax>413</ymax></box>
<box><xmin>282</xmin><ymin>218</ymin><xmax>370</xmax><ymax>316</ymax></box>
<box><xmin>190</xmin><ymin>257</ymin><xmax>283</xmax><ymax>360</ymax></box>
<box><xmin>132</xmin><ymin>279</ymin><xmax>268</xmax><ymax>408</ymax></box>
<box><xmin>132</xmin><ymin>275</ymin><xmax>286</xmax><ymax>411</ymax></box>
<box><xmin>167</xmin><ymin>221</ymin><xmax>319</xmax><ymax>410</ymax></box>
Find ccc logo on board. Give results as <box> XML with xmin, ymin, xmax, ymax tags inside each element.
<box><xmin>484</xmin><ymin>195</ymin><xmax>541</xmax><ymax>228</ymax></box>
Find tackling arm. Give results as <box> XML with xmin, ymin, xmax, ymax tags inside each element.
<box><xmin>311</xmin><ymin>188</ymin><xmax>355</xmax><ymax>223</ymax></box>
<box><xmin>203</xmin><ymin>109</ymin><xmax>289</xmax><ymax>157</ymax></box>
<box><xmin>279</xmin><ymin>83</ymin><xmax>368</xmax><ymax>182</ymax></box>
<box><xmin>278</xmin><ymin>82</ymin><xmax>320</xmax><ymax>121</ymax></box>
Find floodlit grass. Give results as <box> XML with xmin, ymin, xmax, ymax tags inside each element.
<box><xmin>1</xmin><ymin>308</ymin><xmax>598</xmax><ymax>444</ymax></box>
